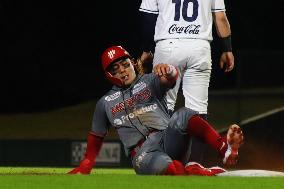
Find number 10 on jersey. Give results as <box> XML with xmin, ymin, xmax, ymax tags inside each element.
<box><xmin>172</xmin><ymin>0</ymin><xmax>199</xmax><ymax>22</ymax></box>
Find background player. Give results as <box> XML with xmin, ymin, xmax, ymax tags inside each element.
<box><xmin>139</xmin><ymin>0</ymin><xmax>234</xmax><ymax>116</ymax></box>
<box><xmin>68</xmin><ymin>46</ymin><xmax>244</xmax><ymax>175</ymax></box>
<box><xmin>139</xmin><ymin>0</ymin><xmax>235</xmax><ymax>163</ymax></box>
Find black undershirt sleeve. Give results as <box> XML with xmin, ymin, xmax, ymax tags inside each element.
<box><xmin>139</xmin><ymin>11</ymin><xmax>158</xmax><ymax>52</ymax></box>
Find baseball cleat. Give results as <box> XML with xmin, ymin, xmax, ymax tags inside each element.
<box><xmin>185</xmin><ymin>162</ymin><xmax>226</xmax><ymax>176</ymax></box>
<box><xmin>223</xmin><ymin>124</ymin><xmax>244</xmax><ymax>166</ymax></box>
<box><xmin>209</xmin><ymin>166</ymin><xmax>227</xmax><ymax>175</ymax></box>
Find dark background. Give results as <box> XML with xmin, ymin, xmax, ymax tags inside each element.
<box><xmin>1</xmin><ymin>0</ymin><xmax>284</xmax><ymax>113</ymax></box>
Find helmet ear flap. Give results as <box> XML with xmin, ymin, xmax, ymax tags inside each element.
<box><xmin>105</xmin><ymin>71</ymin><xmax>123</xmax><ymax>87</ymax></box>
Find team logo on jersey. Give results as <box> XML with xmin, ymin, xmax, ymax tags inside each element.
<box><xmin>133</xmin><ymin>82</ymin><xmax>147</xmax><ymax>94</ymax></box>
<box><xmin>108</xmin><ymin>50</ymin><xmax>116</xmax><ymax>59</ymax></box>
<box><xmin>105</xmin><ymin>91</ymin><xmax>121</xmax><ymax>101</ymax></box>
<box><xmin>111</xmin><ymin>89</ymin><xmax>151</xmax><ymax>116</ymax></box>
<box><xmin>168</xmin><ymin>24</ymin><xmax>201</xmax><ymax>35</ymax></box>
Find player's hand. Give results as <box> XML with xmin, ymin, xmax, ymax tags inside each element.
<box><xmin>68</xmin><ymin>158</ymin><xmax>94</xmax><ymax>175</ymax></box>
<box><xmin>153</xmin><ymin>63</ymin><xmax>174</xmax><ymax>77</ymax></box>
<box><xmin>220</xmin><ymin>52</ymin><xmax>234</xmax><ymax>72</ymax></box>
<box><xmin>153</xmin><ymin>64</ymin><xmax>177</xmax><ymax>88</ymax></box>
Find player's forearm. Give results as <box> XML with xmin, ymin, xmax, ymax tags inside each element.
<box><xmin>213</xmin><ymin>12</ymin><xmax>233</xmax><ymax>52</ymax></box>
<box><xmin>213</xmin><ymin>12</ymin><xmax>231</xmax><ymax>38</ymax></box>
<box><xmin>68</xmin><ymin>132</ymin><xmax>104</xmax><ymax>174</ymax></box>
<box><xmin>85</xmin><ymin>132</ymin><xmax>104</xmax><ymax>161</ymax></box>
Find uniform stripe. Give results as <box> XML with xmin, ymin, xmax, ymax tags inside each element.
<box><xmin>90</xmin><ymin>131</ymin><xmax>107</xmax><ymax>138</ymax></box>
<box><xmin>211</xmin><ymin>8</ymin><xmax>225</xmax><ymax>12</ymax></box>
<box><xmin>139</xmin><ymin>8</ymin><xmax>159</xmax><ymax>14</ymax></box>
<box><xmin>211</xmin><ymin>8</ymin><xmax>225</xmax><ymax>11</ymax></box>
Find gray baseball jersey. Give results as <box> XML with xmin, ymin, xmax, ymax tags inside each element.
<box><xmin>91</xmin><ymin>73</ymin><xmax>171</xmax><ymax>156</ymax></box>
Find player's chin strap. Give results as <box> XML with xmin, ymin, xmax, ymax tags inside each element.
<box><xmin>105</xmin><ymin>72</ymin><xmax>123</xmax><ymax>87</ymax></box>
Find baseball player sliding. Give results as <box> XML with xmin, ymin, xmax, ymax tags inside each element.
<box><xmin>68</xmin><ymin>46</ymin><xmax>243</xmax><ymax>176</ymax></box>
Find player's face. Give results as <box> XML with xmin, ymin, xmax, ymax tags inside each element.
<box><xmin>108</xmin><ymin>58</ymin><xmax>136</xmax><ymax>86</ymax></box>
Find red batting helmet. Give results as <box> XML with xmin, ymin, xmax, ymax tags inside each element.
<box><xmin>101</xmin><ymin>46</ymin><xmax>131</xmax><ymax>86</ymax></box>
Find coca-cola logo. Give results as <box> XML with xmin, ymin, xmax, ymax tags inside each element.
<box><xmin>168</xmin><ymin>24</ymin><xmax>200</xmax><ymax>35</ymax></box>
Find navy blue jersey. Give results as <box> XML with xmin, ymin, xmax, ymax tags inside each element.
<box><xmin>91</xmin><ymin>73</ymin><xmax>172</xmax><ymax>155</ymax></box>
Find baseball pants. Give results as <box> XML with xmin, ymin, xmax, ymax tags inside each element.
<box><xmin>153</xmin><ymin>38</ymin><xmax>212</xmax><ymax>114</ymax></box>
<box><xmin>131</xmin><ymin>107</ymin><xmax>196</xmax><ymax>175</ymax></box>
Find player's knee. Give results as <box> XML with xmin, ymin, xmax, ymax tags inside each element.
<box><xmin>132</xmin><ymin>152</ymin><xmax>171</xmax><ymax>175</ymax></box>
<box><xmin>168</xmin><ymin>107</ymin><xmax>198</xmax><ymax>132</ymax></box>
